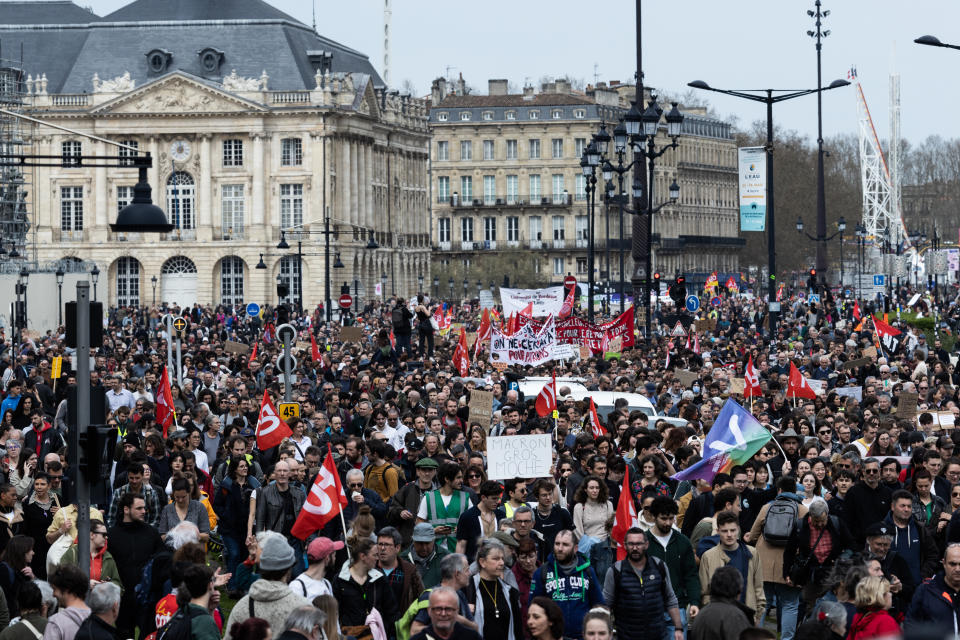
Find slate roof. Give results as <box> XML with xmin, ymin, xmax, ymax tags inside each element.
<box><xmin>433</xmin><ymin>94</ymin><xmax>594</xmax><ymax>108</ymax></box>
<box><xmin>0</xmin><ymin>0</ymin><xmax>383</xmax><ymax>93</ymax></box>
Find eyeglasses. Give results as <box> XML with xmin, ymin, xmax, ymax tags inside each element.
<box><xmin>467</xmin><ymin>474</ymin><xmax>481</xmax><ymax>479</ymax></box>
<box><xmin>863</xmin><ymin>469</ymin><xmax>880</xmax><ymax>475</ymax></box>
<box><xmin>818</xmin><ymin>430</ymin><xmax>832</xmax><ymax>435</ymax></box>
<box><xmin>92</xmin><ymin>531</ymin><xmax>108</xmax><ymax>537</ymax></box>
<box><xmin>348</xmin><ymin>483</ymin><xmax>363</xmax><ymax>488</ymax></box>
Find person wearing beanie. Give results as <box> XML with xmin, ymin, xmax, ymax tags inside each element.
<box><xmin>288</xmin><ymin>537</ymin><xmax>343</xmax><ymax>601</ymax></box>
<box><xmin>224</xmin><ymin>533</ymin><xmax>310</xmax><ymax>640</ymax></box>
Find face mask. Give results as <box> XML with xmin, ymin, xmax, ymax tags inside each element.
<box><xmin>692</xmin><ymin>385</ymin><xmax>700</xmax><ymax>394</ymax></box>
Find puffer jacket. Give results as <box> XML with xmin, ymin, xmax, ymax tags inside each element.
<box><xmin>905</xmin><ymin>572</ymin><xmax>960</xmax><ymax>636</ymax></box>
<box><xmin>223</xmin><ymin>579</ymin><xmax>309</xmax><ymax>640</ymax></box>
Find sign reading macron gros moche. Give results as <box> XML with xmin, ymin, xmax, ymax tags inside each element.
<box><xmin>738</xmin><ymin>147</ymin><xmax>766</xmax><ymax>232</ymax></box>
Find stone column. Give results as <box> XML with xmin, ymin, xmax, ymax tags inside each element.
<box><xmin>365</xmin><ymin>143</ymin><xmax>374</xmax><ymax>232</ymax></box>
<box><xmin>148</xmin><ymin>137</ymin><xmax>160</xmax><ymax>244</ymax></box>
<box><xmin>93</xmin><ymin>140</ymin><xmax>107</xmax><ymax>241</ymax></box>
<box><xmin>36</xmin><ymin>137</ymin><xmax>52</xmax><ymax>239</ymax></box>
<box><xmin>252</xmin><ymin>133</ymin><xmax>265</xmax><ymax>233</ymax></box>
<box><xmin>198</xmin><ymin>134</ymin><xmax>213</xmax><ymax>241</ymax></box>
<box><xmin>350</xmin><ymin>140</ymin><xmax>360</xmax><ymax>229</ymax></box>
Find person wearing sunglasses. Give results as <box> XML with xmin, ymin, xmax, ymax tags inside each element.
<box><xmin>843</xmin><ymin>458</ymin><xmax>894</xmax><ymax>545</ymax></box>
<box><xmin>59</xmin><ymin>520</ymin><xmax>121</xmax><ymax>590</ymax></box>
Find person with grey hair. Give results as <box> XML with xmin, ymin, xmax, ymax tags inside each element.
<box><xmin>409</xmin><ymin>553</ymin><xmax>477</xmax><ymax>637</ymax></box>
<box><xmin>73</xmin><ymin>583</ymin><xmax>120</xmax><ymax>640</ymax></box>
<box><xmin>784</xmin><ymin>498</ymin><xmax>854</xmax><ymax>618</ymax></box>
<box><xmin>165</xmin><ymin>520</ymin><xmax>201</xmax><ymax>551</ymax></box>
<box><xmin>796</xmin><ymin>600</ymin><xmax>847</xmax><ymax>638</ymax></box>
<box><xmin>461</xmin><ymin>539</ymin><xmax>521</xmax><ymax>640</ymax></box>
<box><xmin>410</xmin><ymin>587</ymin><xmax>482</xmax><ymax>640</ymax></box>
<box><xmin>277</xmin><ymin>606</ymin><xmax>326</xmax><ymax>640</ymax></box>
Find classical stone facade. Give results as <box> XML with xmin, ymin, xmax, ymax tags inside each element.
<box><xmin>428</xmin><ymin>77</ymin><xmax>742</xmax><ymax>293</ymax></box>
<box><xmin>3</xmin><ymin>0</ymin><xmax>430</xmax><ymax>309</ymax></box>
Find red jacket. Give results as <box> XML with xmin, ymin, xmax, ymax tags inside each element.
<box><xmin>847</xmin><ymin>610</ymin><xmax>900</xmax><ymax>640</ymax></box>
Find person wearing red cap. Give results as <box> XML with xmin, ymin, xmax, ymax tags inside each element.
<box><xmin>288</xmin><ymin>537</ymin><xmax>343</xmax><ymax>601</ymax></box>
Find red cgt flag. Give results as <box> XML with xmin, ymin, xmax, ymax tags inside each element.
<box><xmin>452</xmin><ymin>327</ymin><xmax>470</xmax><ymax>376</ymax></box>
<box><xmin>787</xmin><ymin>361</ymin><xmax>817</xmax><ymax>400</ymax></box>
<box><xmin>610</xmin><ymin>471</ymin><xmax>639</xmax><ymax>561</ymax></box>
<box><xmin>586</xmin><ymin>397</ymin><xmax>607</xmax><ymax>438</ymax></box>
<box><xmin>743</xmin><ymin>355</ymin><xmax>762</xmax><ymax>398</ymax></box>
<box><xmin>519</xmin><ymin>302</ymin><xmax>534</xmax><ymax>318</ymax></box>
<box><xmin>155</xmin><ymin>366</ymin><xmax>176</xmax><ymax>438</ymax></box>
<box><xmin>255</xmin><ymin>390</ymin><xmax>292</xmax><ymax>450</ymax></box>
<box><xmin>559</xmin><ymin>286</ymin><xmax>576</xmax><ymax>319</ymax></box>
<box><xmin>291</xmin><ymin>444</ymin><xmax>348</xmax><ymax>540</ymax></box>
<box><xmin>310</xmin><ymin>334</ymin><xmax>322</xmax><ymax>362</ymax></box>
<box><xmin>474</xmin><ymin>308</ymin><xmax>491</xmax><ymax>358</ymax></box>
<box><xmin>535</xmin><ymin>373</ymin><xmax>557</xmax><ymax>418</ymax></box>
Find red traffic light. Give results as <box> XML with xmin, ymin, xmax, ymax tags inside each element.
<box><xmin>654</xmin><ymin>272</ymin><xmax>661</xmax><ymax>280</ymax></box>
<box><xmin>809</xmin><ymin>269</ymin><xmax>816</xmax><ymax>276</ymax></box>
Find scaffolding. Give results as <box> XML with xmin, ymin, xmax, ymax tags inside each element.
<box><xmin>0</xmin><ymin>42</ymin><xmax>31</xmax><ymax>267</ymax></box>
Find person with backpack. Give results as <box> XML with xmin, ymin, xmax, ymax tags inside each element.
<box><xmin>743</xmin><ymin>475</ymin><xmax>805</xmax><ymax>640</ymax></box>
<box><xmin>530</xmin><ymin>529</ymin><xmax>605</xmax><ymax>640</ymax></box>
<box><xmin>783</xmin><ymin>498</ymin><xmax>853</xmax><ymax>616</ymax></box>
<box><xmin>363</xmin><ymin>440</ymin><xmax>402</xmax><ymax>502</ymax></box>
<box><xmin>43</xmin><ymin>564</ymin><xmax>90</xmax><ymax>640</ymax></box>
<box><xmin>391</xmin><ymin>301</ymin><xmax>414</xmax><ymax>356</ymax></box>
<box><xmin>603</xmin><ymin>527</ymin><xmax>683</xmax><ymax>640</ymax></box>
<box><xmin>414</xmin><ymin>296</ymin><xmax>435</xmax><ymax>359</ymax></box>
<box><xmin>288</xmin><ymin>537</ymin><xmax>341</xmax><ymax>601</ymax></box>
<box><xmin>155</xmin><ymin>564</ymin><xmax>220</xmax><ymax>640</ymax></box>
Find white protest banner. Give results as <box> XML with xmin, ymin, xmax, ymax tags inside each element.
<box><xmin>834</xmin><ymin>386</ymin><xmax>863</xmax><ymax>402</ymax></box>
<box><xmin>500</xmin><ymin>286</ymin><xmax>566</xmax><ymax>317</ymax></box>
<box><xmin>552</xmin><ymin>343</ymin><xmax>580</xmax><ymax>362</ymax></box>
<box><xmin>479</xmin><ymin>290</ymin><xmax>495</xmax><ymax>310</ymax></box>
<box><xmin>490</xmin><ymin>315</ymin><xmax>557</xmax><ymax>366</ymax></box>
<box><xmin>806</xmin><ymin>378</ymin><xmax>826</xmax><ymax>396</ymax></box>
<box><xmin>738</xmin><ymin>147</ymin><xmax>766</xmax><ymax>231</ymax></box>
<box><xmin>486</xmin><ymin>434</ymin><xmax>553</xmax><ymax>480</ymax></box>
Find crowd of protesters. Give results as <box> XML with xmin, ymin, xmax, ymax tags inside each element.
<box><xmin>0</xmin><ymin>284</ymin><xmax>958</xmax><ymax>640</ymax></box>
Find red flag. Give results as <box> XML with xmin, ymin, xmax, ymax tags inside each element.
<box><xmin>787</xmin><ymin>362</ymin><xmax>817</xmax><ymax>400</ymax></box>
<box><xmin>248</xmin><ymin>342</ymin><xmax>258</xmax><ymax>366</ymax></box>
<box><xmin>852</xmin><ymin>301</ymin><xmax>862</xmax><ymax>321</ymax></box>
<box><xmin>776</xmin><ymin>284</ymin><xmax>784</xmax><ymax>302</ymax></box>
<box><xmin>744</xmin><ymin>355</ymin><xmax>762</xmax><ymax>398</ymax></box>
<box><xmin>452</xmin><ymin>327</ymin><xmax>470</xmax><ymax>376</ymax></box>
<box><xmin>693</xmin><ymin>334</ymin><xmax>701</xmax><ymax>355</ymax></box>
<box><xmin>507</xmin><ymin>313</ymin><xmax>520</xmax><ymax>336</ymax></box>
<box><xmin>535</xmin><ymin>373</ymin><xmax>557</xmax><ymax>418</ymax></box>
<box><xmin>519</xmin><ymin>302</ymin><xmax>534</xmax><ymax>318</ymax></box>
<box><xmin>310</xmin><ymin>334</ymin><xmax>321</xmax><ymax>362</ymax></box>
<box><xmin>684</xmin><ymin>333</ymin><xmax>691</xmax><ymax>350</ymax></box>
<box><xmin>474</xmin><ymin>308</ymin><xmax>491</xmax><ymax>358</ymax></box>
<box><xmin>559</xmin><ymin>286</ymin><xmax>576</xmax><ymax>319</ymax></box>
<box><xmin>155</xmin><ymin>366</ymin><xmax>175</xmax><ymax>438</ymax></box>
<box><xmin>255</xmin><ymin>390</ymin><xmax>292</xmax><ymax>450</ymax></box>
<box><xmin>587</xmin><ymin>397</ymin><xmax>607</xmax><ymax>438</ymax></box>
<box><xmin>872</xmin><ymin>315</ymin><xmax>902</xmax><ymax>354</ymax></box>
<box><xmin>611</xmin><ymin>471</ymin><xmax>639</xmax><ymax>561</ymax></box>
<box><xmin>389</xmin><ymin>329</ymin><xmax>396</xmax><ymax>350</ymax></box>
<box><xmin>291</xmin><ymin>444</ymin><xmax>348</xmax><ymax>540</ymax></box>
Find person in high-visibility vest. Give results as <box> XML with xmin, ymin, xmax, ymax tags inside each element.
<box><xmin>416</xmin><ymin>461</ymin><xmax>470</xmax><ymax>553</ymax></box>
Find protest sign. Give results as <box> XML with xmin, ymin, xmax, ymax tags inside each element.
<box><xmin>490</xmin><ymin>316</ymin><xmax>557</xmax><ymax>366</ymax></box>
<box><xmin>729</xmin><ymin>378</ymin><xmax>745</xmax><ymax>395</ymax></box>
<box><xmin>500</xmin><ymin>286</ymin><xmax>566</xmax><ymax>316</ymax></box>
<box><xmin>895</xmin><ymin>392</ymin><xmax>919</xmax><ymax>420</ymax></box>
<box><xmin>806</xmin><ymin>379</ymin><xmax>826</xmax><ymax>396</ymax></box>
<box><xmin>466</xmin><ymin>332</ymin><xmax>478</xmax><ymax>349</ymax></box>
<box><xmin>338</xmin><ymin>326</ymin><xmax>364</xmax><ymax>343</ymax></box>
<box><xmin>467</xmin><ymin>390</ymin><xmax>494</xmax><ymax>430</ymax></box>
<box><xmin>863</xmin><ymin>346</ymin><xmax>878</xmax><ymax>359</ymax></box>
<box><xmin>579</xmin><ymin>344</ymin><xmax>592</xmax><ymax>360</ymax></box>
<box><xmin>224</xmin><ymin>340</ymin><xmax>251</xmax><ymax>355</ymax></box>
<box><xmin>841</xmin><ymin>358</ymin><xmax>872</xmax><ymax>370</ymax></box>
<box><xmin>834</xmin><ymin>386</ymin><xmax>863</xmax><ymax>402</ymax></box>
<box><xmin>674</xmin><ymin>369</ymin><xmax>699</xmax><ymax>388</ymax></box>
<box><xmin>553</xmin><ymin>343</ymin><xmax>580</xmax><ymax>361</ymax></box>
<box><xmin>939</xmin><ymin>412</ymin><xmax>956</xmax><ymax>430</ymax></box>
<box><xmin>487</xmin><ymin>434</ymin><xmax>552</xmax><ymax>480</ymax></box>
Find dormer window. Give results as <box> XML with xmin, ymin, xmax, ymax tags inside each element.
<box><xmin>460</xmin><ymin>111</ymin><xmax>471</xmax><ymax>121</ymax></box>
<box><xmin>146</xmin><ymin>49</ymin><xmax>172</xmax><ymax>74</ymax></box>
<box><xmin>437</xmin><ymin>112</ymin><xmax>448</xmax><ymax>122</ymax></box>
<box><xmin>198</xmin><ymin>47</ymin><xmax>224</xmax><ymax>74</ymax></box>
<box><xmin>529</xmin><ymin>110</ymin><xmax>539</xmax><ymax>120</ymax></box>
<box><xmin>505</xmin><ymin>110</ymin><xmax>516</xmax><ymax>120</ymax></box>
<box><xmin>574</xmin><ymin>109</ymin><xmax>586</xmax><ymax>119</ymax></box>
<box><xmin>552</xmin><ymin>109</ymin><xmax>562</xmax><ymax>119</ymax></box>
<box><xmin>482</xmin><ymin>111</ymin><xmax>493</xmax><ymax>121</ymax></box>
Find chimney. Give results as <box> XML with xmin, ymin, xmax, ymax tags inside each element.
<box><xmin>555</xmin><ymin>78</ymin><xmax>571</xmax><ymax>94</ymax></box>
<box><xmin>522</xmin><ymin>84</ymin><xmax>535</xmax><ymax>101</ymax></box>
<box><xmin>455</xmin><ymin>72</ymin><xmax>466</xmax><ymax>96</ymax></box>
<box><xmin>430</xmin><ymin>77</ymin><xmax>446</xmax><ymax>105</ymax></box>
<box><xmin>488</xmin><ymin>78</ymin><xmax>508</xmax><ymax>96</ymax></box>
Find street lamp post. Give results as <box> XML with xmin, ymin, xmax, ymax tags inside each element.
<box><xmin>688</xmin><ymin>78</ymin><xmax>848</xmax><ymax>339</ymax></box>
<box><xmin>277</xmin><ymin>214</ymin><xmax>345</xmax><ymax>322</ymax></box>
<box><xmin>796</xmin><ymin>215</ymin><xmax>845</xmax><ymax>293</ymax></box>
<box><xmin>90</xmin><ymin>264</ymin><xmax>99</xmax><ymax>301</ymax></box>
<box><xmin>581</xmin><ymin>145</ymin><xmax>599</xmax><ymax>322</ymax></box>
<box><xmin>447</xmin><ymin>277</ymin><xmax>454</xmax><ymax>300</ymax></box>
<box><xmin>462</xmin><ymin>278</ymin><xmax>468</xmax><ymax>301</ymax></box>
<box><xmin>855</xmin><ymin>223</ymin><xmax>866</xmax><ymax>301</ymax></box>
<box><xmin>808</xmin><ymin>0</ymin><xmax>833</xmax><ymax>284</ymax></box>
<box><xmin>418</xmin><ymin>273</ymin><xmax>424</xmax><ymax>294</ymax></box>
<box><xmin>381</xmin><ymin>274</ymin><xmax>388</xmax><ymax>301</ymax></box>
<box><xmin>151</xmin><ymin>275</ymin><xmax>158</xmax><ymax>306</ymax></box>
<box><xmin>55</xmin><ymin>267</ymin><xmax>65</xmax><ymax>326</ymax></box>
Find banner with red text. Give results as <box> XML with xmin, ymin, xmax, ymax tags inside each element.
<box><xmin>490</xmin><ymin>315</ymin><xmax>557</xmax><ymax>366</ymax></box>
<box><xmin>517</xmin><ymin>307</ymin><xmax>635</xmax><ymax>353</ymax></box>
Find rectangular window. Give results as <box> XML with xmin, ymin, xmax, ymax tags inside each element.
<box><xmin>482</xmin><ymin>111</ymin><xmax>493</xmax><ymax>121</ymax></box>
<box><xmin>438</xmin><ymin>218</ymin><xmax>451</xmax><ymax>243</ymax></box>
<box><xmin>279</xmin><ymin>183</ymin><xmax>303</xmax><ymax>228</ymax></box>
<box><xmin>552</xmin><ymin>174</ymin><xmax>566</xmax><ymax>202</ymax></box>
<box><xmin>553</xmin><ymin>257</ymin><xmax>564</xmax><ymax>276</ymax></box>
<box><xmin>529</xmin><ymin>216</ymin><xmax>542</xmax><ymax>244</ymax></box>
<box><xmin>552</xmin><ymin>215</ymin><xmax>565</xmax><ymax>240</ymax></box>
<box><xmin>461</xmin><ymin>176</ymin><xmax>473</xmax><ymax>200</ymax></box>
<box><xmin>507</xmin><ymin>217</ymin><xmax>519</xmax><ymax>242</ymax></box>
<box><xmin>437</xmin><ymin>141</ymin><xmax>449</xmax><ymax>161</ymax></box>
<box><xmin>529</xmin><ymin>174</ymin><xmax>541</xmax><ymax>201</ymax></box>
<box><xmin>223</xmin><ymin>139</ymin><xmax>243</xmax><ymax>166</ymax></box>
<box><xmin>575</xmin><ymin>174</ymin><xmax>587</xmax><ymax>201</ymax></box>
<box><xmin>528</xmin><ymin>139</ymin><xmax>540</xmax><ymax>159</ymax></box>
<box><xmin>483</xmin><ymin>175</ymin><xmax>496</xmax><ymax>205</ymax></box>
<box><xmin>61</xmin><ymin>141</ymin><xmax>81</xmax><ymax>168</ymax></box>
<box><xmin>506</xmin><ymin>175</ymin><xmax>519</xmax><ymax>204</ymax></box>
<box><xmin>574</xmin><ymin>109</ymin><xmax>586</xmax><ymax>119</ymax></box>
<box><xmin>461</xmin><ymin>217</ymin><xmax>474</xmax><ymax>242</ymax></box>
<box><xmin>575</xmin><ymin>138</ymin><xmax>587</xmax><ymax>158</ymax></box>
<box><xmin>552</xmin><ymin>138</ymin><xmax>563</xmax><ymax>158</ymax></box>
<box><xmin>460</xmin><ymin>111</ymin><xmax>471</xmax><ymax>121</ymax></box>
<box><xmin>437</xmin><ymin>176</ymin><xmax>450</xmax><ymax>202</ymax></box>
<box><xmin>60</xmin><ymin>186</ymin><xmax>83</xmax><ymax>231</ymax></box>
<box><xmin>576</xmin><ymin>257</ymin><xmax>588</xmax><ymax>274</ymax></box>
<box><xmin>576</xmin><ymin>215</ymin><xmax>588</xmax><ymax>247</ymax></box>
<box><xmin>460</xmin><ymin>140</ymin><xmax>472</xmax><ymax>161</ymax></box>
<box><xmin>483</xmin><ymin>140</ymin><xmax>494</xmax><ymax>160</ymax></box>
<box><xmin>552</xmin><ymin>109</ymin><xmax>562</xmax><ymax>119</ymax></box>
<box><xmin>505</xmin><ymin>111</ymin><xmax>516</xmax><ymax>120</ymax></box>
<box><xmin>221</xmin><ymin>184</ymin><xmax>245</xmax><ymax>235</ymax></box>
<box><xmin>506</xmin><ymin>140</ymin><xmax>517</xmax><ymax>160</ymax></box>
<box><xmin>437</xmin><ymin>112</ymin><xmax>448</xmax><ymax>122</ymax></box>
<box><xmin>118</xmin><ymin>140</ymin><xmax>139</xmax><ymax>167</ymax></box>
<box><xmin>116</xmin><ymin>186</ymin><xmax>134</xmax><ymax>214</ymax></box>
<box><xmin>281</xmin><ymin>138</ymin><xmax>302</xmax><ymax>166</ymax></box>
<box><xmin>484</xmin><ymin>217</ymin><xmax>496</xmax><ymax>242</ymax></box>
<box><xmin>529</xmin><ymin>110</ymin><xmax>539</xmax><ymax>120</ymax></box>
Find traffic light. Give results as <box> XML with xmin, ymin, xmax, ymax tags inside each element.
<box><xmin>276</xmin><ymin>303</ymin><xmax>289</xmax><ymax>325</ymax></box>
<box><xmin>653</xmin><ymin>272</ymin><xmax>661</xmax><ymax>295</ymax></box>
<box><xmin>807</xmin><ymin>269</ymin><xmax>817</xmax><ymax>291</ymax></box>
<box><xmin>79</xmin><ymin>424</ymin><xmax>118</xmax><ymax>482</ymax></box>
<box><xmin>670</xmin><ymin>276</ymin><xmax>687</xmax><ymax>306</ymax></box>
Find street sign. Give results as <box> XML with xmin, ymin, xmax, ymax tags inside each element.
<box><xmin>277</xmin><ymin>402</ymin><xmax>301</xmax><ymax>421</ymax></box>
<box><xmin>873</xmin><ymin>274</ymin><xmax>886</xmax><ymax>286</ymax></box>
<box><xmin>339</xmin><ymin>294</ymin><xmax>353</xmax><ymax>309</ymax></box>
<box><xmin>808</xmin><ymin>294</ymin><xmax>821</xmax><ymax>304</ymax></box>
<box><xmin>563</xmin><ymin>275</ymin><xmax>577</xmax><ymax>289</ymax></box>
<box><xmin>172</xmin><ymin>317</ymin><xmax>188</xmax><ymax>336</ymax></box>
<box><xmin>670</xmin><ymin>321</ymin><xmax>687</xmax><ymax>337</ymax></box>
<box><xmin>710</xmin><ymin>296</ymin><xmax>722</xmax><ymax>308</ymax></box>
<box><xmin>246</xmin><ymin>302</ymin><xmax>260</xmax><ymax>317</ymax></box>
<box><xmin>685</xmin><ymin>295</ymin><xmax>700</xmax><ymax>313</ymax></box>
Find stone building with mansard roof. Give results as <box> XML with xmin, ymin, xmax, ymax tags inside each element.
<box><xmin>1</xmin><ymin>0</ymin><xmax>429</xmax><ymax>309</ymax></box>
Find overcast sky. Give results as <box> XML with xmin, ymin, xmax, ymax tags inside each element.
<box><xmin>76</xmin><ymin>0</ymin><xmax>960</xmax><ymax>145</ymax></box>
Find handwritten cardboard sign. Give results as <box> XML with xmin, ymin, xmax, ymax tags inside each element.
<box><xmin>674</xmin><ymin>369</ymin><xmax>699</xmax><ymax>388</ymax></box>
<box><xmin>579</xmin><ymin>345</ymin><xmax>592</xmax><ymax>360</ymax></box>
<box><xmin>834</xmin><ymin>386</ymin><xmax>863</xmax><ymax>402</ymax></box>
<box><xmin>224</xmin><ymin>340</ymin><xmax>250</xmax><ymax>355</ymax></box>
<box><xmin>895</xmin><ymin>392</ymin><xmax>919</xmax><ymax>420</ymax></box>
<box><xmin>487</xmin><ymin>434</ymin><xmax>552</xmax><ymax>480</ymax></box>
<box><xmin>338</xmin><ymin>326</ymin><xmax>364</xmax><ymax>343</ymax></box>
<box><xmin>729</xmin><ymin>378</ymin><xmax>745</xmax><ymax>395</ymax></box>
<box><xmin>841</xmin><ymin>358</ymin><xmax>871</xmax><ymax>370</ymax></box>
<box><xmin>467</xmin><ymin>390</ymin><xmax>494</xmax><ymax>430</ymax></box>
<box><xmin>863</xmin><ymin>346</ymin><xmax>878</xmax><ymax>359</ymax></box>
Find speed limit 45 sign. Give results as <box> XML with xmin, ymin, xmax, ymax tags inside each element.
<box><xmin>278</xmin><ymin>402</ymin><xmax>300</xmax><ymax>420</ymax></box>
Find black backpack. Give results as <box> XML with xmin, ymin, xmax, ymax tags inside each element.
<box><xmin>762</xmin><ymin>497</ymin><xmax>800</xmax><ymax>546</ymax></box>
<box><xmin>392</xmin><ymin>307</ymin><xmax>409</xmax><ymax>331</ymax></box>
<box><xmin>155</xmin><ymin>606</ymin><xmax>198</xmax><ymax>640</ymax></box>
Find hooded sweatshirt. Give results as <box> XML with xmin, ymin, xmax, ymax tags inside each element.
<box><xmin>223</xmin><ymin>579</ymin><xmax>309</xmax><ymax>640</ymax></box>
<box><xmin>530</xmin><ymin>552</ymin><xmax>606</xmax><ymax>640</ymax></box>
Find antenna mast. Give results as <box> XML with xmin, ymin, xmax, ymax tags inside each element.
<box><xmin>383</xmin><ymin>0</ymin><xmax>391</xmax><ymax>88</ymax></box>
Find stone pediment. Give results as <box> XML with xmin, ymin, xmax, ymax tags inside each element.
<box><xmin>355</xmin><ymin>78</ymin><xmax>380</xmax><ymax>120</ymax></box>
<box><xmin>91</xmin><ymin>72</ymin><xmax>267</xmax><ymax>116</ymax></box>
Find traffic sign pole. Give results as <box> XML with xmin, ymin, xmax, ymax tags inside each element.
<box><xmin>163</xmin><ymin>314</ymin><xmax>174</xmax><ymax>379</ymax></box>
<box><xmin>276</xmin><ymin>323</ymin><xmax>296</xmax><ymax>403</ymax></box>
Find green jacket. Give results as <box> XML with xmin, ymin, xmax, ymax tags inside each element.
<box><xmin>645</xmin><ymin>528</ymin><xmax>702</xmax><ymax>608</ymax></box>
<box><xmin>404</xmin><ymin>545</ymin><xmax>448</xmax><ymax>589</ymax></box>
<box><xmin>187</xmin><ymin>603</ymin><xmax>221</xmax><ymax>640</ymax></box>
<box><xmin>59</xmin><ymin>544</ymin><xmax>123</xmax><ymax>592</ymax></box>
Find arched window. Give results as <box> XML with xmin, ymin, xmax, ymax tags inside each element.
<box><xmin>116</xmin><ymin>257</ymin><xmax>140</xmax><ymax>307</ymax></box>
<box><xmin>166</xmin><ymin>172</ymin><xmax>195</xmax><ymax>230</ymax></box>
<box><xmin>279</xmin><ymin>255</ymin><xmax>300</xmax><ymax>306</ymax></box>
<box><xmin>221</xmin><ymin>256</ymin><xmax>244</xmax><ymax>306</ymax></box>
<box><xmin>162</xmin><ymin>256</ymin><xmax>197</xmax><ymax>274</ymax></box>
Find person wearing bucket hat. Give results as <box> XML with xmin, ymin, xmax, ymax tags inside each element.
<box><xmin>224</xmin><ymin>533</ymin><xmax>310</xmax><ymax>640</ymax></box>
<box><xmin>288</xmin><ymin>537</ymin><xmax>344</xmax><ymax>600</ymax></box>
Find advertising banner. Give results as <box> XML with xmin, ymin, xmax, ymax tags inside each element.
<box><xmin>500</xmin><ymin>286</ymin><xmax>566</xmax><ymax>316</ymax></box>
<box><xmin>738</xmin><ymin>147</ymin><xmax>766</xmax><ymax>231</ymax></box>
<box><xmin>490</xmin><ymin>315</ymin><xmax>557</xmax><ymax>366</ymax></box>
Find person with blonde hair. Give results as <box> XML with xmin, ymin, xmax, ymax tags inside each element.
<box><xmin>847</xmin><ymin>576</ymin><xmax>899</xmax><ymax>640</ymax></box>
